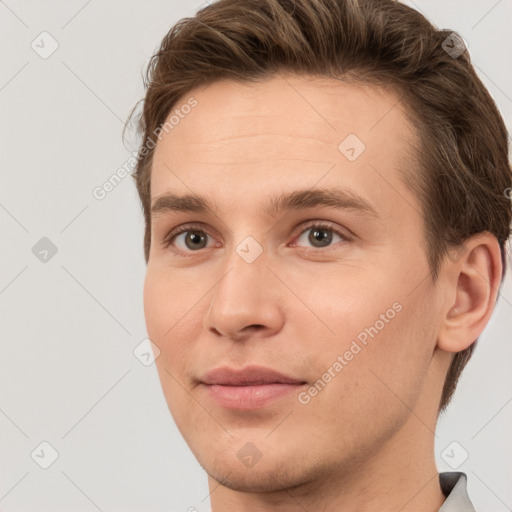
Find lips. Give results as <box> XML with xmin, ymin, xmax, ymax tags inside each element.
<box><xmin>199</xmin><ymin>365</ymin><xmax>306</xmax><ymax>409</ymax></box>
<box><xmin>200</xmin><ymin>365</ymin><xmax>305</xmax><ymax>386</ymax></box>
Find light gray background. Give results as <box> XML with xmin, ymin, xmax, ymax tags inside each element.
<box><xmin>0</xmin><ymin>1</ymin><xmax>511</xmax><ymax>511</ymax></box>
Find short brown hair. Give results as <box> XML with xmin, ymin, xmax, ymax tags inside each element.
<box><xmin>130</xmin><ymin>0</ymin><xmax>512</xmax><ymax>412</ymax></box>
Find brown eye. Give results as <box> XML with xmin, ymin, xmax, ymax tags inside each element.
<box><xmin>295</xmin><ymin>222</ymin><xmax>347</xmax><ymax>249</ymax></box>
<box><xmin>181</xmin><ymin>230</ymin><xmax>209</xmax><ymax>250</ymax></box>
<box><xmin>163</xmin><ymin>223</ymin><xmax>216</xmax><ymax>254</ymax></box>
<box><xmin>308</xmin><ymin>227</ymin><xmax>334</xmax><ymax>247</ymax></box>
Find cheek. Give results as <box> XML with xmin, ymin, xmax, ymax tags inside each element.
<box><xmin>300</xmin><ymin>266</ymin><xmax>435</xmax><ymax>406</ymax></box>
<box><xmin>290</xmin><ymin>265</ymin><xmax>400</xmax><ymax>346</ymax></box>
<box><xmin>143</xmin><ymin>267</ymin><xmax>197</xmax><ymax>373</ymax></box>
<box><xmin>143</xmin><ymin>270</ymin><xmax>168</xmax><ymax>344</ymax></box>
<box><xmin>143</xmin><ymin>264</ymin><xmax>199</xmax><ymax>338</ymax></box>
<box><xmin>143</xmin><ymin>268</ymin><xmax>201</xmax><ymax>423</ymax></box>
<box><xmin>344</xmin><ymin>288</ymin><xmax>437</xmax><ymax>410</ymax></box>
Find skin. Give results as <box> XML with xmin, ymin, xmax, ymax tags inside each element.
<box><xmin>143</xmin><ymin>73</ymin><xmax>502</xmax><ymax>511</ymax></box>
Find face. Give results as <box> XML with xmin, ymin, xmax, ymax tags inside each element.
<box><xmin>144</xmin><ymin>74</ymin><xmax>445</xmax><ymax>493</ymax></box>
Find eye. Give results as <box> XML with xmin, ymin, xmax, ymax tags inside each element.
<box><xmin>162</xmin><ymin>220</ymin><xmax>350</xmax><ymax>257</ymax></box>
<box><xmin>292</xmin><ymin>221</ymin><xmax>349</xmax><ymax>249</ymax></box>
<box><xmin>162</xmin><ymin>223</ymin><xmax>217</xmax><ymax>254</ymax></box>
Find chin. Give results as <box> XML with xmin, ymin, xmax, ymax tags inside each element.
<box><xmin>204</xmin><ymin>460</ymin><xmax>304</xmax><ymax>493</ymax></box>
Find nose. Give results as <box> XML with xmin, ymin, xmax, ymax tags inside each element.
<box><xmin>203</xmin><ymin>244</ymin><xmax>285</xmax><ymax>342</ymax></box>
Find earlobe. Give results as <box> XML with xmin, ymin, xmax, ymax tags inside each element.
<box><xmin>437</xmin><ymin>233</ymin><xmax>503</xmax><ymax>353</ymax></box>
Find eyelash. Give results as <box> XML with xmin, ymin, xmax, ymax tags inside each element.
<box><xmin>162</xmin><ymin>221</ymin><xmax>350</xmax><ymax>257</ymax></box>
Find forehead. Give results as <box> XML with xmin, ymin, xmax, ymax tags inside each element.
<box><xmin>150</xmin><ymin>74</ymin><xmax>418</xmax><ymax>219</ymax></box>
<box><xmin>162</xmin><ymin>73</ymin><xmax>409</xmax><ymax>131</ymax></box>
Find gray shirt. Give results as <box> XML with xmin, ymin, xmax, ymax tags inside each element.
<box><xmin>439</xmin><ymin>472</ymin><xmax>476</xmax><ymax>511</ymax></box>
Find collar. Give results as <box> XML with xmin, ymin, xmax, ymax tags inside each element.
<box><xmin>438</xmin><ymin>472</ymin><xmax>476</xmax><ymax>511</ymax></box>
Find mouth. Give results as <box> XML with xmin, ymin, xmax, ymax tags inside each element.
<box><xmin>200</xmin><ymin>382</ymin><xmax>306</xmax><ymax>409</ymax></box>
<box><xmin>199</xmin><ymin>365</ymin><xmax>307</xmax><ymax>409</ymax></box>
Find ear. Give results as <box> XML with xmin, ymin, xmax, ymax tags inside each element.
<box><xmin>437</xmin><ymin>232</ymin><xmax>503</xmax><ymax>353</ymax></box>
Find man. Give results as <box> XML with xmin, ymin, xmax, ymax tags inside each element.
<box><xmin>130</xmin><ymin>0</ymin><xmax>511</xmax><ymax>510</ymax></box>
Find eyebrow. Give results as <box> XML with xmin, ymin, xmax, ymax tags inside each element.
<box><xmin>150</xmin><ymin>187</ymin><xmax>379</xmax><ymax>220</ymax></box>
